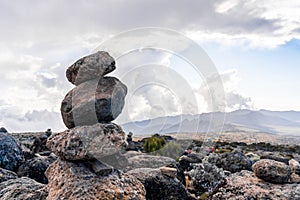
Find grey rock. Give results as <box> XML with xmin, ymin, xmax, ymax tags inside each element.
<box><xmin>0</xmin><ymin>177</ymin><xmax>48</xmax><ymax>200</ymax></box>
<box><xmin>61</xmin><ymin>77</ymin><xmax>127</xmax><ymax>128</ymax></box>
<box><xmin>0</xmin><ymin>168</ymin><xmax>18</xmax><ymax>183</ymax></box>
<box><xmin>125</xmin><ymin>154</ymin><xmax>177</xmax><ymax>172</ymax></box>
<box><xmin>66</xmin><ymin>51</ymin><xmax>116</xmax><ymax>85</ymax></box>
<box><xmin>186</xmin><ymin>161</ymin><xmax>226</xmax><ymax>197</ymax></box>
<box><xmin>205</xmin><ymin>150</ymin><xmax>251</xmax><ymax>173</ymax></box>
<box><xmin>46</xmin><ymin>123</ymin><xmax>126</xmax><ymax>161</ymax></box>
<box><xmin>252</xmin><ymin>159</ymin><xmax>292</xmax><ymax>183</ymax></box>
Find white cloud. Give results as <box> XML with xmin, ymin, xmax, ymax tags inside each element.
<box><xmin>0</xmin><ymin>0</ymin><xmax>298</xmax><ymax>131</ymax></box>
<box><xmin>195</xmin><ymin>69</ymin><xmax>253</xmax><ymax>113</ymax></box>
<box><xmin>0</xmin><ymin>0</ymin><xmax>293</xmax><ymax>49</ymax></box>
<box><xmin>0</xmin><ymin>107</ymin><xmax>64</xmax><ymax>132</ymax></box>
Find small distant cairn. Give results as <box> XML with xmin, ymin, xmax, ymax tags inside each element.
<box><xmin>0</xmin><ymin>127</ymin><xmax>8</xmax><ymax>133</ymax></box>
<box><xmin>31</xmin><ymin>128</ymin><xmax>52</xmax><ymax>154</ymax></box>
<box><xmin>45</xmin><ymin>51</ymin><xmax>145</xmax><ymax>199</ymax></box>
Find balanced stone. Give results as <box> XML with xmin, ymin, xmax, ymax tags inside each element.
<box><xmin>66</xmin><ymin>51</ymin><xmax>116</xmax><ymax>86</ymax></box>
<box><xmin>46</xmin><ymin>123</ymin><xmax>125</xmax><ymax>161</ymax></box>
<box><xmin>61</xmin><ymin>77</ymin><xmax>127</xmax><ymax>129</ymax></box>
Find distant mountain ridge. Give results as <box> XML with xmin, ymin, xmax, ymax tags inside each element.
<box><xmin>121</xmin><ymin>109</ymin><xmax>300</xmax><ymax>136</ymax></box>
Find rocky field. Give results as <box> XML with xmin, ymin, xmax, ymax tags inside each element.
<box><xmin>1</xmin><ymin>129</ymin><xmax>300</xmax><ymax>199</ymax></box>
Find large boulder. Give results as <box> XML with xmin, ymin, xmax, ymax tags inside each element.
<box><xmin>0</xmin><ymin>132</ymin><xmax>23</xmax><ymax>172</ymax></box>
<box><xmin>45</xmin><ymin>159</ymin><xmax>146</xmax><ymax>200</ymax></box>
<box><xmin>127</xmin><ymin>168</ymin><xmax>196</xmax><ymax>200</ymax></box>
<box><xmin>17</xmin><ymin>154</ymin><xmax>57</xmax><ymax>184</ymax></box>
<box><xmin>212</xmin><ymin>170</ymin><xmax>300</xmax><ymax>199</ymax></box>
<box><xmin>186</xmin><ymin>162</ymin><xmax>226</xmax><ymax>198</ymax></box>
<box><xmin>66</xmin><ymin>51</ymin><xmax>116</xmax><ymax>86</ymax></box>
<box><xmin>0</xmin><ymin>167</ymin><xmax>18</xmax><ymax>183</ymax></box>
<box><xmin>46</xmin><ymin>123</ymin><xmax>126</xmax><ymax>161</ymax></box>
<box><xmin>0</xmin><ymin>177</ymin><xmax>48</xmax><ymax>200</ymax></box>
<box><xmin>61</xmin><ymin>77</ymin><xmax>127</xmax><ymax>128</ymax></box>
<box><xmin>252</xmin><ymin>159</ymin><xmax>292</xmax><ymax>183</ymax></box>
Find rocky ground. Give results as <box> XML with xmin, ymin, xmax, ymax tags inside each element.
<box><xmin>1</xmin><ymin>129</ymin><xmax>300</xmax><ymax>199</ymax></box>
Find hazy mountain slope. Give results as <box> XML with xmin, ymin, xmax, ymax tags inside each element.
<box><xmin>121</xmin><ymin>109</ymin><xmax>300</xmax><ymax>135</ymax></box>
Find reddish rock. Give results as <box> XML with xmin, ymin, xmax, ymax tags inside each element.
<box><xmin>45</xmin><ymin>159</ymin><xmax>146</xmax><ymax>200</ymax></box>
<box><xmin>212</xmin><ymin>170</ymin><xmax>300</xmax><ymax>199</ymax></box>
<box><xmin>46</xmin><ymin>123</ymin><xmax>125</xmax><ymax>161</ymax></box>
<box><xmin>61</xmin><ymin>77</ymin><xmax>127</xmax><ymax>129</ymax></box>
<box><xmin>0</xmin><ymin>177</ymin><xmax>48</xmax><ymax>200</ymax></box>
<box><xmin>289</xmin><ymin>159</ymin><xmax>300</xmax><ymax>175</ymax></box>
<box><xmin>252</xmin><ymin>159</ymin><xmax>292</xmax><ymax>183</ymax></box>
<box><xmin>66</xmin><ymin>51</ymin><xmax>116</xmax><ymax>86</ymax></box>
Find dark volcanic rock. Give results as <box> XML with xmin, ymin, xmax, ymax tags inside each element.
<box><xmin>0</xmin><ymin>132</ymin><xmax>23</xmax><ymax>172</ymax></box>
<box><xmin>252</xmin><ymin>159</ymin><xmax>292</xmax><ymax>183</ymax></box>
<box><xmin>212</xmin><ymin>170</ymin><xmax>300</xmax><ymax>199</ymax></box>
<box><xmin>61</xmin><ymin>77</ymin><xmax>127</xmax><ymax>128</ymax></box>
<box><xmin>45</xmin><ymin>159</ymin><xmax>145</xmax><ymax>200</ymax></box>
<box><xmin>0</xmin><ymin>177</ymin><xmax>48</xmax><ymax>200</ymax></box>
<box><xmin>186</xmin><ymin>162</ymin><xmax>226</xmax><ymax>198</ymax></box>
<box><xmin>66</xmin><ymin>51</ymin><xmax>116</xmax><ymax>85</ymax></box>
<box><xmin>31</xmin><ymin>129</ymin><xmax>52</xmax><ymax>154</ymax></box>
<box><xmin>127</xmin><ymin>168</ymin><xmax>196</xmax><ymax>200</ymax></box>
<box><xmin>17</xmin><ymin>154</ymin><xmax>56</xmax><ymax>184</ymax></box>
<box><xmin>260</xmin><ymin>152</ymin><xmax>290</xmax><ymax>164</ymax></box>
<box><xmin>46</xmin><ymin>123</ymin><xmax>126</xmax><ymax>161</ymax></box>
<box><xmin>179</xmin><ymin>152</ymin><xmax>203</xmax><ymax>171</ymax></box>
<box><xmin>0</xmin><ymin>167</ymin><xmax>18</xmax><ymax>183</ymax></box>
<box><xmin>205</xmin><ymin>150</ymin><xmax>251</xmax><ymax>173</ymax></box>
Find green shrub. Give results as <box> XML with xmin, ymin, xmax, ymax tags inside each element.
<box><xmin>144</xmin><ymin>136</ymin><xmax>166</xmax><ymax>153</ymax></box>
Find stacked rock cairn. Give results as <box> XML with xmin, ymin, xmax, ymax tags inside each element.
<box><xmin>45</xmin><ymin>51</ymin><xmax>146</xmax><ymax>199</ymax></box>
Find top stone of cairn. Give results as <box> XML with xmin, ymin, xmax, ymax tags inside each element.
<box><xmin>66</xmin><ymin>51</ymin><xmax>116</xmax><ymax>85</ymax></box>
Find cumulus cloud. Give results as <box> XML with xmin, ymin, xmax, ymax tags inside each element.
<box><xmin>0</xmin><ymin>0</ymin><xmax>297</xmax><ymax>131</ymax></box>
<box><xmin>197</xmin><ymin>69</ymin><xmax>253</xmax><ymax>112</ymax></box>
<box><xmin>0</xmin><ymin>107</ymin><xmax>64</xmax><ymax>132</ymax></box>
<box><xmin>113</xmin><ymin>49</ymin><xmax>199</xmax><ymax>124</ymax></box>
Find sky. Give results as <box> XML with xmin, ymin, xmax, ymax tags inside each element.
<box><xmin>0</xmin><ymin>0</ymin><xmax>300</xmax><ymax>132</ymax></box>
